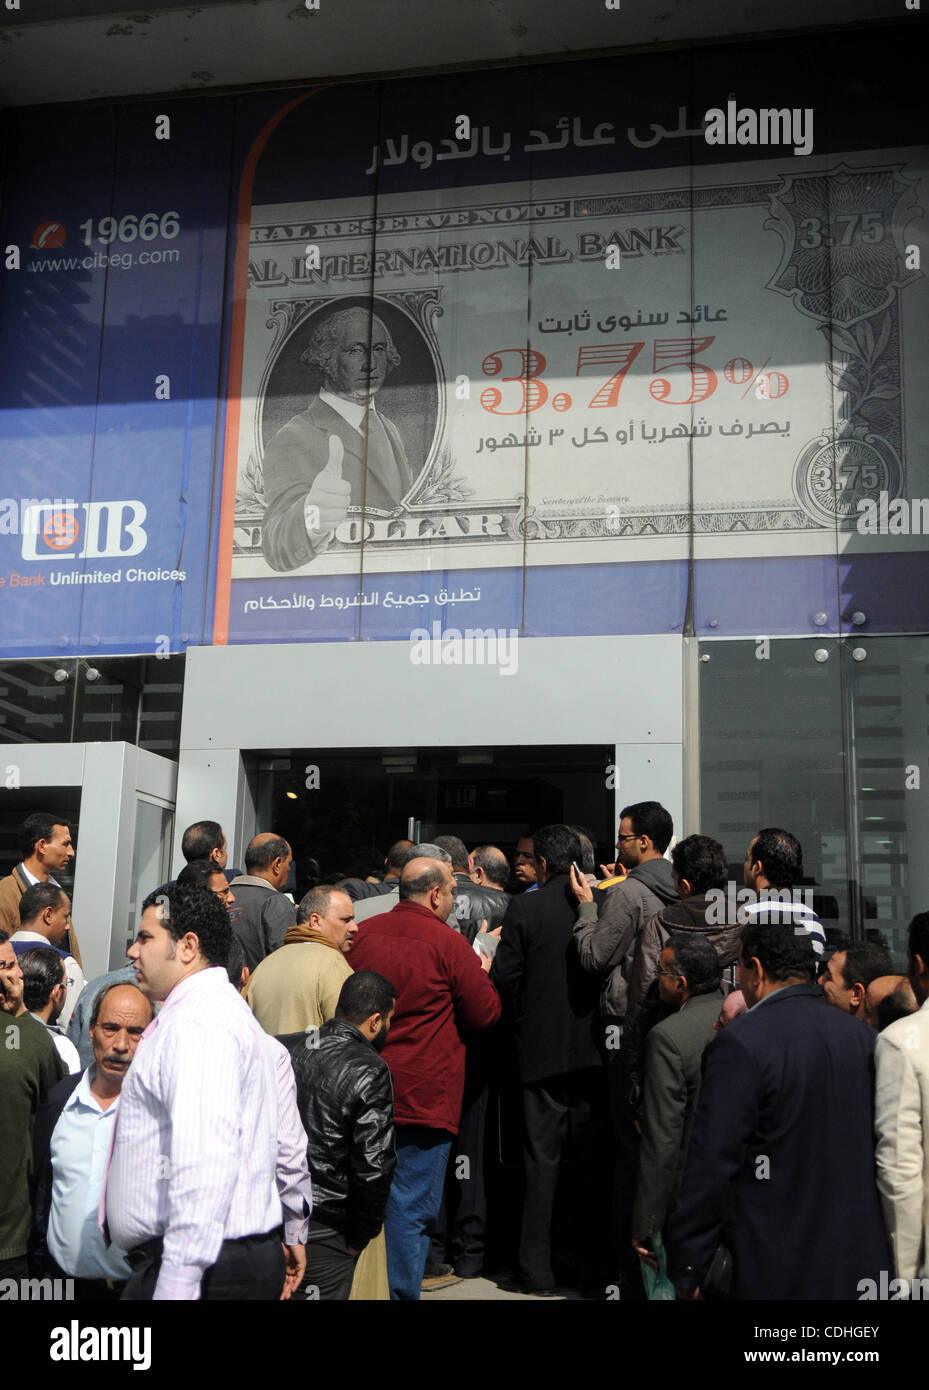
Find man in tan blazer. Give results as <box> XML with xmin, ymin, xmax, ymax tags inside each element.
<box><xmin>875</xmin><ymin>910</ymin><xmax>929</xmax><ymax>1284</ymax></box>
<box><xmin>0</xmin><ymin>813</ymin><xmax>82</xmax><ymax>968</ymax></box>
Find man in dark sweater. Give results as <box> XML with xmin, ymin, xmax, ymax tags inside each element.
<box><xmin>0</xmin><ymin>929</ymin><xmax>65</xmax><ymax>1279</ymax></box>
<box><xmin>492</xmin><ymin>825</ymin><xmax>606</xmax><ymax>1295</ymax></box>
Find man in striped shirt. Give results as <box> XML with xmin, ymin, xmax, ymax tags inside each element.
<box><xmin>105</xmin><ymin>883</ymin><xmax>310</xmax><ymax>1300</ymax></box>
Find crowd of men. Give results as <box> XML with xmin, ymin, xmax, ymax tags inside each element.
<box><xmin>2</xmin><ymin>805</ymin><xmax>927</xmax><ymax>1302</ymax></box>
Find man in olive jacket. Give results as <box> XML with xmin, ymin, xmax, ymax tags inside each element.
<box><xmin>631</xmin><ymin>934</ymin><xmax>723</xmax><ymax>1263</ymax></box>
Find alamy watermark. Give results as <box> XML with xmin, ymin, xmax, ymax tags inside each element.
<box><xmin>703</xmin><ymin>99</ymin><xmax>813</xmax><ymax>156</ymax></box>
<box><xmin>409</xmin><ymin>623</ymin><xmax>519</xmax><ymax>676</ymax></box>
<box><xmin>857</xmin><ymin>493</ymin><xmax>929</xmax><ymax>534</ymax></box>
<box><xmin>0</xmin><ymin>1276</ymin><xmax>74</xmax><ymax>1300</ymax></box>
<box><xmin>705</xmin><ymin>883</ymin><xmax>815</xmax><ymax>926</ymax></box>
<box><xmin>858</xmin><ymin>1272</ymin><xmax>929</xmax><ymax>1300</ymax></box>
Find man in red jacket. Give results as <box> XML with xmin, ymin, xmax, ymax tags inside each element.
<box><xmin>349</xmin><ymin>855</ymin><xmax>501</xmax><ymax>1299</ymax></box>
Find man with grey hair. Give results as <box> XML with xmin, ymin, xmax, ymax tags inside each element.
<box><xmin>227</xmin><ymin>833</ymin><xmax>296</xmax><ymax>971</ymax></box>
<box><xmin>30</xmin><ymin>981</ymin><xmax>153</xmax><ymax>1297</ymax></box>
<box><xmin>261</xmin><ymin>305</ymin><xmax>414</xmax><ymax>572</ymax></box>
<box><xmin>246</xmin><ymin>885</ymin><xmax>355</xmax><ymax>1035</ymax></box>
<box><xmin>352</xmin><ymin>843</ymin><xmax>457</xmax><ymax>926</ymax></box>
<box><xmin>350</xmin><ymin>855</ymin><xmax>501</xmax><ymax>1299</ymax></box>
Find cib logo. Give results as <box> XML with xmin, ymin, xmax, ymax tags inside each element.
<box><xmin>21</xmin><ymin>502</ymin><xmax>148</xmax><ymax>560</ymax></box>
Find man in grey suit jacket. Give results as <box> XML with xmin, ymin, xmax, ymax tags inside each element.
<box><xmin>875</xmin><ymin>910</ymin><xmax>929</xmax><ymax>1287</ymax></box>
<box><xmin>262</xmin><ymin>307</ymin><xmax>415</xmax><ymax>572</ymax></box>
<box><xmin>631</xmin><ymin>933</ymin><xmax>722</xmax><ymax>1266</ymax></box>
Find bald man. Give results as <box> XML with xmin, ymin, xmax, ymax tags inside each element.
<box><xmin>865</xmin><ymin>975</ymin><xmax>917</xmax><ymax>1031</ymax></box>
<box><xmin>227</xmin><ymin>834</ymin><xmax>297</xmax><ymax>971</ymax></box>
<box><xmin>350</xmin><ymin>856</ymin><xmax>501</xmax><ymax>1299</ymax></box>
<box><xmin>261</xmin><ymin>307</ymin><xmax>415</xmax><ymax>572</ymax></box>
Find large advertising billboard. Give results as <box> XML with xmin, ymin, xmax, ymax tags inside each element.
<box><xmin>1</xmin><ymin>28</ymin><xmax>926</xmax><ymax>657</ymax></box>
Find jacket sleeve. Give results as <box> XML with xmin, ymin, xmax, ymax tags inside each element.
<box><xmin>572</xmin><ymin>883</ymin><xmax>640</xmax><ymax>975</ymax></box>
<box><xmin>318</xmin><ymin>958</ymin><xmax>350</xmax><ymax>1025</ymax></box>
<box><xmin>29</xmin><ymin>1090</ymin><xmax>68</xmax><ymax>1274</ymax></box>
<box><xmin>270</xmin><ymin>1040</ymin><xmax>312</xmax><ymax>1246</ymax></box>
<box><xmin>449</xmin><ymin>930</ymin><xmax>502</xmax><ymax>1033</ymax></box>
<box><xmin>346</xmin><ymin>1062</ymin><xmax>397</xmax><ymax>1248</ymax></box>
<box><xmin>875</xmin><ymin>1028</ymin><xmax>925</xmax><ymax>1283</ymax></box>
<box><xmin>632</xmin><ymin>1027</ymin><xmax>687</xmax><ymax>1240</ymax></box>
<box><xmin>260</xmin><ymin>418</ymin><xmax>333</xmax><ymax>573</ymax></box>
<box><xmin>665</xmin><ymin>1029</ymin><xmax>759</xmax><ymax>1294</ymax></box>
<box><xmin>489</xmin><ymin>896</ymin><xmax>527</xmax><ymax>1017</ymax></box>
<box><xmin>625</xmin><ymin>911</ymin><xmax>665</xmax><ymax>1031</ymax></box>
<box><xmin>262</xmin><ymin>892</ymin><xmax>297</xmax><ymax>957</ymax></box>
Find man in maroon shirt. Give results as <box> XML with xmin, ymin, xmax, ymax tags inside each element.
<box><xmin>349</xmin><ymin>855</ymin><xmax>501</xmax><ymax>1299</ymax></box>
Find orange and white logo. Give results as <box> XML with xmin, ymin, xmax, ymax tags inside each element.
<box><xmin>42</xmin><ymin>510</ymin><xmax>80</xmax><ymax>550</ymax></box>
<box><xmin>31</xmin><ymin>221</ymin><xmax>67</xmax><ymax>250</ymax></box>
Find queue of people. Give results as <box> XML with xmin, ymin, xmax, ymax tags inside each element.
<box><xmin>1</xmin><ymin>806</ymin><xmax>926</xmax><ymax>1303</ymax></box>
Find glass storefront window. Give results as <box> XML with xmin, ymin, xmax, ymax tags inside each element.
<box><xmin>250</xmin><ymin>745</ymin><xmax>615</xmax><ymax>899</ymax></box>
<box><xmin>700</xmin><ymin>636</ymin><xmax>929</xmax><ymax>967</ymax></box>
<box><xmin>0</xmin><ymin>655</ymin><xmax>185</xmax><ymax>758</ymax></box>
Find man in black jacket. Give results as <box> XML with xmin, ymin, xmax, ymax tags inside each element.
<box><xmin>491</xmin><ymin>825</ymin><xmax>605</xmax><ymax>1295</ymax></box>
<box><xmin>666</xmin><ymin>919</ymin><xmax>891</xmax><ymax>1300</ymax></box>
<box><xmin>435</xmin><ymin>837</ymin><xmax>510</xmax><ymax>945</ymax></box>
<box><xmin>289</xmin><ymin>970</ymin><xmax>398</xmax><ymax>1300</ymax></box>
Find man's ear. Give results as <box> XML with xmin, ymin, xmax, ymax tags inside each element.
<box><xmin>678</xmin><ymin>877</ymin><xmax>694</xmax><ymax>898</ymax></box>
<box><xmin>850</xmin><ymin>982</ymin><xmax>866</xmax><ymax>1011</ymax></box>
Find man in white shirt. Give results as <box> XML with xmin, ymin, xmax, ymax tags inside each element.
<box><xmin>10</xmin><ymin>883</ymin><xmax>85</xmax><ymax>1030</ymax></box>
<box><xmin>20</xmin><ymin>947</ymin><xmax>81</xmax><ymax>1074</ymax></box>
<box><xmin>31</xmin><ymin>981</ymin><xmax>153</xmax><ymax>1297</ymax></box>
<box><xmin>875</xmin><ymin>910</ymin><xmax>929</xmax><ymax>1286</ymax></box>
<box><xmin>105</xmin><ymin>882</ymin><xmax>310</xmax><ymax>1300</ymax></box>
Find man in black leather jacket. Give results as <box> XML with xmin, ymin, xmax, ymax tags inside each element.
<box><xmin>287</xmin><ymin>970</ymin><xmax>397</xmax><ymax>1300</ymax></box>
<box><xmin>434</xmin><ymin>838</ymin><xmax>511</xmax><ymax>945</ymax></box>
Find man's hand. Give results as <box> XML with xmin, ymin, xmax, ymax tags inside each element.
<box><xmin>304</xmin><ymin>435</ymin><xmax>351</xmax><ymax>536</ymax></box>
<box><xmin>569</xmin><ymin>863</ymin><xmax>593</xmax><ymax>904</ymax></box>
<box><xmin>0</xmin><ymin>967</ymin><xmax>24</xmax><ymax>1016</ymax></box>
<box><xmin>280</xmin><ymin>1242</ymin><xmax>306</xmax><ymax>1300</ymax></box>
<box><xmin>675</xmin><ymin>1284</ymin><xmax>703</xmax><ymax>1301</ymax></box>
<box><xmin>477</xmin><ymin>920</ymin><xmax>502</xmax><ymax>972</ymax></box>
<box><xmin>631</xmin><ymin>1237</ymin><xmax>658</xmax><ymax>1273</ymax></box>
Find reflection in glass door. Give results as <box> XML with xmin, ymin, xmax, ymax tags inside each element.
<box><xmin>700</xmin><ymin>636</ymin><xmax>929</xmax><ymax>966</ymax></box>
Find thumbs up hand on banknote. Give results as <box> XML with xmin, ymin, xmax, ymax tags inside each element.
<box><xmin>305</xmin><ymin>434</ymin><xmax>352</xmax><ymax>536</ymax></box>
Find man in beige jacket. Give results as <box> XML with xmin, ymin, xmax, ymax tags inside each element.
<box><xmin>875</xmin><ymin>910</ymin><xmax>929</xmax><ymax>1285</ymax></box>
<box><xmin>246</xmin><ymin>885</ymin><xmax>356</xmax><ymax>1035</ymax></box>
<box><xmin>0</xmin><ymin>813</ymin><xmax>82</xmax><ymax>968</ymax></box>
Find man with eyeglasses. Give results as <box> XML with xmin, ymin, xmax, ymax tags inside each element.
<box><xmin>571</xmin><ymin>800</ymin><xmax>678</xmax><ymax>1298</ymax></box>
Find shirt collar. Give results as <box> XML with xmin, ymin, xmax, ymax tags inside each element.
<box><xmin>19</xmin><ymin>864</ymin><xmax>59</xmax><ymax>888</ymax></box>
<box><xmin>65</xmin><ymin>1064</ymin><xmax>115</xmax><ymax>1115</ymax></box>
<box><xmin>319</xmin><ymin>387</ymin><xmax>379</xmax><ymax>434</ymax></box>
<box><xmin>160</xmin><ymin>965</ymin><xmax>232</xmax><ymax>1015</ymax></box>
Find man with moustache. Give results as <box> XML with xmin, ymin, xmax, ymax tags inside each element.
<box><xmin>30</xmin><ymin>982</ymin><xmax>153</xmax><ymax>1297</ymax></box>
<box><xmin>105</xmin><ymin>884</ymin><xmax>309</xmax><ymax>1300</ymax></box>
<box><xmin>261</xmin><ymin>307</ymin><xmax>414</xmax><ymax>572</ymax></box>
<box><xmin>246</xmin><ymin>885</ymin><xmax>356</xmax><ymax>1035</ymax></box>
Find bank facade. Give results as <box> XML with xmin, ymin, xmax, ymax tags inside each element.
<box><xmin>0</xmin><ymin>15</ymin><xmax>926</xmax><ymax>976</ymax></box>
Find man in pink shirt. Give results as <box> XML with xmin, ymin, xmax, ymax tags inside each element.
<box><xmin>105</xmin><ymin>883</ymin><xmax>310</xmax><ymax>1300</ymax></box>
